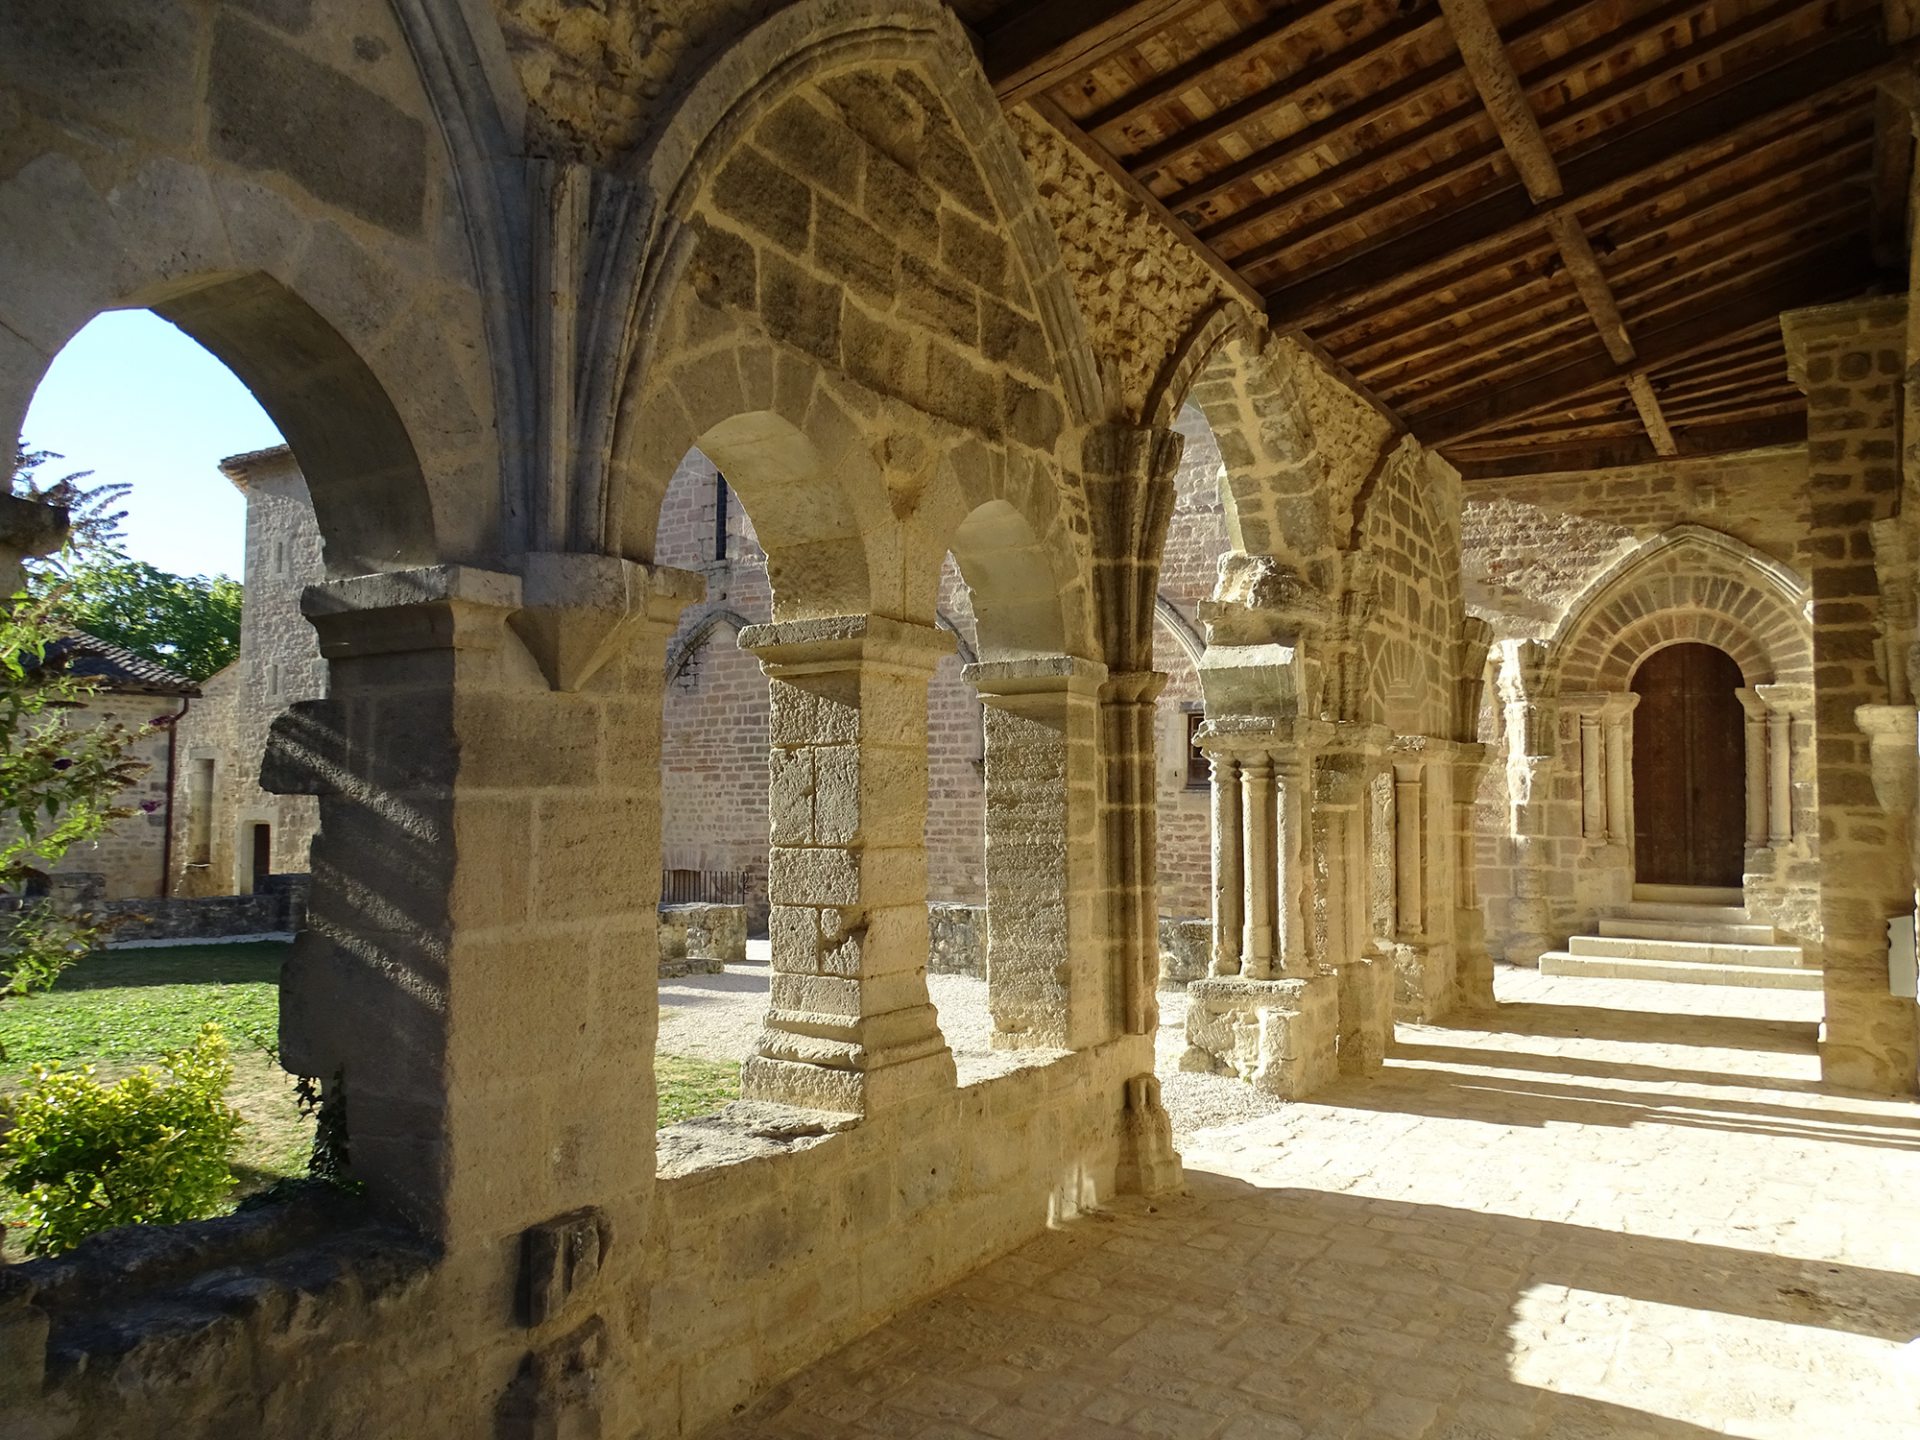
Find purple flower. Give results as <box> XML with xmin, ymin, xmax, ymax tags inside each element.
<box><xmin>139</xmin><ymin>800</ymin><xmax>160</xmax><ymax>813</ymax></box>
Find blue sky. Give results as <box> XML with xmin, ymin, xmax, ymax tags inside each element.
<box><xmin>18</xmin><ymin>310</ymin><xmax>284</xmax><ymax>579</ymax></box>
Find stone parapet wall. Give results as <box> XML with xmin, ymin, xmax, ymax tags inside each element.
<box><xmin>1</xmin><ymin>874</ymin><xmax>308</xmax><ymax>945</ymax></box>
<box><xmin>927</xmin><ymin>901</ymin><xmax>985</xmax><ymax>977</ymax></box>
<box><xmin>657</xmin><ymin>902</ymin><xmax>747</xmax><ymax>976</ymax></box>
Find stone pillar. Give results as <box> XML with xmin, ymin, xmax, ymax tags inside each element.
<box><xmin>1388</xmin><ymin>741</ymin><xmax>1459</xmax><ymax>1021</ymax></box>
<box><xmin>267</xmin><ymin>560</ymin><xmax>698</xmax><ymax>1245</ymax></box>
<box><xmin>968</xmin><ymin>655</ymin><xmax>1107</xmax><ymax>1051</ymax></box>
<box><xmin>740</xmin><ymin>615</ymin><xmax>957</xmax><ymax>1114</ymax></box>
<box><xmin>1784</xmin><ymin>297</ymin><xmax>1920</xmax><ymax>1093</ymax></box>
<box><xmin>1208</xmin><ymin>751</ymin><xmax>1243</xmax><ymax>975</ymax></box>
<box><xmin>1451</xmin><ymin>743</ymin><xmax>1494</xmax><ymax>1009</ymax></box>
<box><xmin>1393</xmin><ymin>759</ymin><xmax>1426</xmax><ymax>942</ymax></box>
<box><xmin>1239</xmin><ymin>750</ymin><xmax>1277</xmax><ymax>980</ymax></box>
<box><xmin>1756</xmin><ymin>682</ymin><xmax>1796</xmax><ymax>847</ymax></box>
<box><xmin>1573</xmin><ymin>700</ymin><xmax>1605</xmax><ymax>839</ymax></box>
<box><xmin>1599</xmin><ymin>693</ymin><xmax>1638</xmax><ymax>847</ymax></box>
<box><xmin>1099</xmin><ymin>669</ymin><xmax>1166</xmax><ymax>1038</ymax></box>
<box><xmin>1736</xmin><ymin>687</ymin><xmax>1771</xmax><ymax>846</ymax></box>
<box><xmin>1273</xmin><ymin>745</ymin><xmax>1316</xmax><ymax>978</ymax></box>
<box><xmin>1320</xmin><ymin>730</ymin><xmax>1393</xmax><ymax>1074</ymax></box>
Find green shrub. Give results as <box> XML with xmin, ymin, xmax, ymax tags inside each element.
<box><xmin>1</xmin><ymin>1022</ymin><xmax>244</xmax><ymax>1256</ymax></box>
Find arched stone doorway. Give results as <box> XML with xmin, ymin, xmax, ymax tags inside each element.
<box><xmin>1630</xmin><ymin>642</ymin><xmax>1745</xmax><ymax>889</ymax></box>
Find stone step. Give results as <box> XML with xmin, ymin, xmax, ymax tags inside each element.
<box><xmin>1597</xmin><ymin>916</ymin><xmax>1778</xmax><ymax>945</ymax></box>
<box><xmin>1568</xmin><ymin>935</ymin><xmax>1805</xmax><ymax>968</ymax></box>
<box><xmin>1632</xmin><ymin>883</ymin><xmax>1745</xmax><ymax>906</ymax></box>
<box><xmin>1609</xmin><ymin>900</ymin><xmax>1753</xmax><ymax>926</ymax></box>
<box><xmin>1540</xmin><ymin>951</ymin><xmax>1824</xmax><ymax>989</ymax></box>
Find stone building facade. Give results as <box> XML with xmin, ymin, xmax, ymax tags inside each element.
<box><xmin>1464</xmin><ymin>448</ymin><xmax>1824</xmax><ymax>966</ymax></box>
<box><xmin>170</xmin><ymin>446</ymin><xmax>326</xmax><ymax>898</ymax></box>
<box><xmin>2</xmin><ymin>5</ymin><xmax>1917</xmax><ymax>1438</ymax></box>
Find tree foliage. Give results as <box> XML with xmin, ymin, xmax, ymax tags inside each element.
<box><xmin>0</xmin><ymin>592</ymin><xmax>151</xmax><ymax>1017</ymax></box>
<box><xmin>58</xmin><ymin>555</ymin><xmax>242</xmax><ymax>682</ymax></box>
<box><xmin>10</xmin><ymin>446</ymin><xmax>128</xmax><ymax>567</ymax></box>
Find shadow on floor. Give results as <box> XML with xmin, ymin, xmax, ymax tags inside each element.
<box><xmin>1304</xmin><ymin>1061</ymin><xmax>1920</xmax><ymax>1150</ymax></box>
<box><xmin>1442</xmin><ymin>998</ymin><xmax>1817</xmax><ymax>1055</ymax></box>
<box><xmin>716</xmin><ymin>1173</ymin><xmax>1918</xmax><ymax>1438</ymax></box>
<box><xmin>1394</xmin><ymin>1038</ymin><xmax>1831</xmax><ymax>1095</ymax></box>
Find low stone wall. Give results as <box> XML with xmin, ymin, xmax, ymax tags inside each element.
<box><xmin>0</xmin><ymin>874</ymin><xmax>309</xmax><ymax>946</ymax></box>
<box><xmin>927</xmin><ymin>902</ymin><xmax>985</xmax><ymax>977</ymax></box>
<box><xmin>657</xmin><ymin>902</ymin><xmax>746</xmax><ymax>977</ymax></box>
<box><xmin>1157</xmin><ymin>915</ymin><xmax>1210</xmax><ymax>985</ymax></box>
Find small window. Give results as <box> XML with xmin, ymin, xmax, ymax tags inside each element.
<box><xmin>713</xmin><ymin>472</ymin><xmax>729</xmax><ymax>562</ymax></box>
<box><xmin>273</xmin><ymin>538</ymin><xmax>286</xmax><ymax>574</ymax></box>
<box><xmin>268</xmin><ymin>662</ymin><xmax>280</xmax><ymax>698</ymax></box>
<box><xmin>1186</xmin><ymin>712</ymin><xmax>1209</xmax><ymax>789</ymax></box>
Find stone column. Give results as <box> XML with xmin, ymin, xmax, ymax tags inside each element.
<box><xmin>1099</xmin><ymin>669</ymin><xmax>1167</xmax><ymax>1038</ymax></box>
<box><xmin>1736</xmin><ymin>687</ymin><xmax>1771</xmax><ymax>847</ymax></box>
<box><xmin>1570</xmin><ymin>698</ymin><xmax>1605</xmax><ymax>839</ymax></box>
<box><xmin>1273</xmin><ymin>744</ymin><xmax>1316</xmax><ymax>978</ymax></box>
<box><xmin>1756</xmin><ymin>682</ymin><xmax>1796</xmax><ymax>847</ymax></box>
<box><xmin>967</xmin><ymin>655</ymin><xmax>1107</xmax><ymax>1051</ymax></box>
<box><xmin>740</xmin><ymin>615</ymin><xmax>957</xmax><ymax>1114</ymax></box>
<box><xmin>266</xmin><ymin>560</ymin><xmax>698</xmax><ymax>1246</ymax></box>
<box><xmin>1451</xmin><ymin>743</ymin><xmax>1494</xmax><ymax>1009</ymax></box>
<box><xmin>1320</xmin><ymin>729</ymin><xmax>1392</xmax><ymax>1074</ymax></box>
<box><xmin>1239</xmin><ymin>749</ymin><xmax>1277</xmax><ymax>979</ymax></box>
<box><xmin>1208</xmin><ymin>751</ymin><xmax>1243</xmax><ymax>976</ymax></box>
<box><xmin>1784</xmin><ymin>297</ymin><xmax>1919</xmax><ymax>1092</ymax></box>
<box><xmin>1599</xmin><ymin>693</ymin><xmax>1638</xmax><ymax>847</ymax></box>
<box><xmin>1393</xmin><ymin>759</ymin><xmax>1426</xmax><ymax>942</ymax></box>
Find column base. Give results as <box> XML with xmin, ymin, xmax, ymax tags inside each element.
<box><xmin>1389</xmin><ymin>941</ymin><xmax>1456</xmax><ymax>1023</ymax></box>
<box><xmin>1114</xmin><ymin>1074</ymin><xmax>1184</xmax><ymax>1196</ymax></box>
<box><xmin>742</xmin><ymin>1015</ymin><xmax>956</xmax><ymax>1115</ymax></box>
<box><xmin>1334</xmin><ymin>956</ymin><xmax>1394</xmax><ymax>1076</ymax></box>
<box><xmin>1180</xmin><ymin>974</ymin><xmax>1338</xmax><ymax>1099</ymax></box>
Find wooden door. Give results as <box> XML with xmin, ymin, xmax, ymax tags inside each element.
<box><xmin>1631</xmin><ymin>643</ymin><xmax>1746</xmax><ymax>887</ymax></box>
<box><xmin>250</xmin><ymin>823</ymin><xmax>273</xmax><ymax>894</ymax></box>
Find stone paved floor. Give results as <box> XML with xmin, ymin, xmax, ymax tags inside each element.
<box><xmin>704</xmin><ymin>968</ymin><xmax>1920</xmax><ymax>1439</ymax></box>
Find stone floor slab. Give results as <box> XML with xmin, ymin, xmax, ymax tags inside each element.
<box><xmin>702</xmin><ymin>969</ymin><xmax>1920</xmax><ymax>1439</ymax></box>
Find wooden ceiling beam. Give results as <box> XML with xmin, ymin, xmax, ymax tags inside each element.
<box><xmin>1379</xmin><ymin>323</ymin><xmax>1613</xmax><ymax>409</ymax></box>
<box><xmin>982</xmin><ymin>0</ymin><xmax>1207</xmax><ymax>106</ymax></box>
<box><xmin>1265</xmin><ymin>26</ymin><xmax>1893</xmax><ymax>330</ymax></box>
<box><xmin>1536</xmin><ymin>0</ymin><xmax>1827</xmax><ymax>143</ymax></box>
<box><xmin>1164</xmin><ymin>0</ymin><xmax>1669</xmax><ymax>229</ymax></box>
<box><xmin>1081</xmin><ymin>0</ymin><xmax>1358</xmax><ymax>138</ymax></box>
<box><xmin>1438</xmin><ymin>0</ymin><xmax>1564</xmax><ymax>201</ymax></box>
<box><xmin>1601</xmin><ymin>137</ymin><xmax>1874</xmax><ymax>260</ymax></box>
<box><xmin>1626</xmin><ymin>374</ymin><xmax>1678</xmax><ymax>456</ymax></box>
<box><xmin>1316</xmin><ymin>233</ymin><xmax>1558</xmax><ymax>342</ymax></box>
<box><xmin>1179</xmin><ymin>62</ymin><xmax>1470</xmax><ymax>233</ymax></box>
<box><xmin>1412</xmin><ymin>247</ymin><xmax>1872</xmax><ymax>442</ymax></box>
<box><xmin>1449</xmin><ymin>413</ymin><xmax>1805</xmax><ymax>477</ymax></box>
<box><xmin>1619</xmin><ymin>217</ymin><xmax>1872</xmax><ymax>326</ymax></box>
<box><xmin>1125</xmin><ymin>8</ymin><xmax>1444</xmax><ymax>180</ymax></box>
<box><xmin>1348</xmin><ymin>282</ymin><xmax>1582</xmax><ymax>375</ymax></box>
<box><xmin>1657</xmin><ymin>358</ymin><xmax>1793</xmax><ymax>403</ymax></box>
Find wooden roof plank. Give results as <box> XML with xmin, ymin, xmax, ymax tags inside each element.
<box><xmin>1449</xmin><ymin>413</ymin><xmax>1804</xmax><ymax>476</ymax></box>
<box><xmin>1413</xmin><ymin>245</ymin><xmax>1872</xmax><ymax>441</ymax></box>
<box><xmin>1265</xmin><ymin>26</ymin><xmax>1892</xmax><ymax>328</ymax></box>
<box><xmin>1125</xmin><ymin>7</ymin><xmax>1445</xmax><ymax>180</ymax></box>
<box><xmin>983</xmin><ymin>0</ymin><xmax>1211</xmax><ymax>105</ymax></box>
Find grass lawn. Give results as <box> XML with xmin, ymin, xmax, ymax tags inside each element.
<box><xmin>2</xmin><ymin>942</ymin><xmax>740</xmax><ymax>1257</ymax></box>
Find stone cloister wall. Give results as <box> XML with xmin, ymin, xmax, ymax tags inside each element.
<box><xmin>1461</xmin><ymin>456</ymin><xmax>1822</xmax><ymax>964</ymax></box>
<box><xmin>0</xmin><ymin>5</ymin><xmax>1199</xmax><ymax>1435</ymax></box>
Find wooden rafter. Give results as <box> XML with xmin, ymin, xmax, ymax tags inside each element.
<box><xmin>982</xmin><ymin>0</ymin><xmax>1206</xmax><ymax>105</ymax></box>
<box><xmin>1267</xmin><ymin>26</ymin><xmax>1893</xmax><ymax>329</ymax></box>
<box><xmin>1869</xmin><ymin>83</ymin><xmax>1917</xmax><ymax>266</ymax></box>
<box><xmin>1626</xmin><ymin>375</ymin><xmax>1678</xmax><ymax>456</ymax></box>
<box><xmin>1418</xmin><ymin>247</ymin><xmax>1872</xmax><ymax>443</ymax></box>
<box><xmin>1449</xmin><ymin>415</ymin><xmax>1806</xmax><ymax>477</ymax></box>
